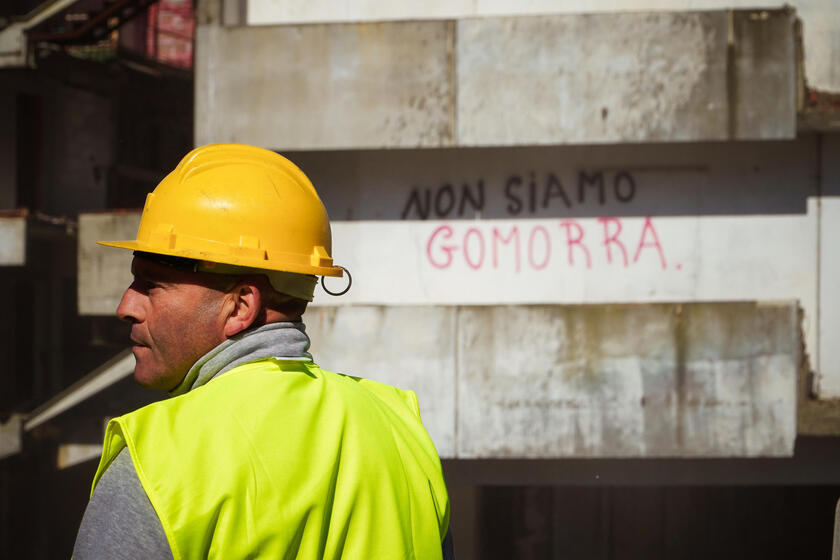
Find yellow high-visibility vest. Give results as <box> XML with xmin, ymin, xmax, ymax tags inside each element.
<box><xmin>90</xmin><ymin>359</ymin><xmax>450</xmax><ymax>559</ymax></box>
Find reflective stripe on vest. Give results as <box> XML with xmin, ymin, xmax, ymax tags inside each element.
<box><xmin>91</xmin><ymin>359</ymin><xmax>450</xmax><ymax>559</ymax></box>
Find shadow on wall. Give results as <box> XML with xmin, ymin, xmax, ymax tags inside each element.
<box><xmin>287</xmin><ymin>137</ymin><xmax>821</xmax><ymax>222</ymax></box>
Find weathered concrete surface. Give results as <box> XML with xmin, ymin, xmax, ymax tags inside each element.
<box><xmin>458</xmin><ymin>12</ymin><xmax>727</xmax><ymax>144</ymax></box>
<box><xmin>0</xmin><ymin>414</ymin><xmax>22</xmax><ymax>460</ymax></box>
<box><xmin>57</xmin><ymin>443</ymin><xmax>102</xmax><ymax>470</ymax></box>
<box><xmin>455</xmin><ymin>303</ymin><xmax>797</xmax><ymax>458</ymax></box>
<box><xmin>0</xmin><ymin>22</ymin><xmax>25</xmax><ymax>67</ymax></box>
<box><xmin>198</xmin><ymin>5</ymin><xmax>797</xmax><ymax>148</ymax></box>
<box><xmin>797</xmin><ymin>330</ymin><xmax>840</xmax><ymax>436</ymax></box>
<box><xmin>304</xmin><ymin>306</ymin><xmax>457</xmax><ymax>457</ymax></box>
<box><xmin>77</xmin><ymin>138</ymin><xmax>824</xmax><ymax>402</ymax></box>
<box><xmin>457</xmin><ymin>10</ymin><xmax>795</xmax><ymax>145</ymax></box>
<box><xmin>315</xmin><ymin>214</ymin><xmax>816</xmax><ymax>311</ymax></box>
<box><xmin>77</xmin><ymin>212</ymin><xmax>140</xmax><ymax>315</ymax></box>
<box><xmin>305</xmin><ymin>303</ymin><xmax>797</xmax><ymax>458</ymax></box>
<box><xmin>75</xmin><ymin>205</ymin><xmax>801</xmax><ymax>456</ymax></box>
<box><xmin>289</xmin><ymin>137</ymin><xmax>825</xmax><ymax>398</ymax></box>
<box><xmin>246</xmin><ymin>0</ymin><xmax>839</xmax><ymax>95</ymax></box>
<box><xmin>818</xmin><ymin>134</ymin><xmax>840</xmax><ymax>397</ymax></box>
<box><xmin>195</xmin><ymin>20</ymin><xmax>455</xmax><ymax>149</ymax></box>
<box><xmin>0</xmin><ymin>215</ymin><xmax>26</xmax><ymax>265</ymax></box>
<box><xmin>731</xmin><ymin>9</ymin><xmax>797</xmax><ymax>139</ymax></box>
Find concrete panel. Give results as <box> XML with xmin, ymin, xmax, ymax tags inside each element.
<box><xmin>81</xmin><ymin>209</ymin><xmax>817</xmax><ymax>315</ymax></box>
<box><xmin>57</xmin><ymin>444</ymin><xmax>102</xmax><ymax>470</ymax></box>
<box><xmin>0</xmin><ymin>414</ymin><xmax>22</xmax><ymax>460</ymax></box>
<box><xmin>818</xmin><ymin>133</ymin><xmax>840</xmax><ymax>397</ymax></box>
<box><xmin>319</xmin><ymin>214</ymin><xmax>816</xmax><ymax>308</ymax></box>
<box><xmin>0</xmin><ymin>23</ymin><xmax>25</xmax><ymax>68</ymax></box>
<box><xmin>0</xmin><ymin>216</ymin><xmax>26</xmax><ymax>265</ymax></box>
<box><xmin>246</xmin><ymin>0</ymin><xmax>839</xmax><ymax>94</ymax></box>
<box><xmin>195</xmin><ymin>20</ymin><xmax>454</xmax><ymax>149</ymax></box>
<box><xmin>731</xmin><ymin>9</ymin><xmax>797</xmax><ymax>139</ymax></box>
<box><xmin>303</xmin><ymin>306</ymin><xmax>456</xmax><ymax>457</ymax></box>
<box><xmin>287</xmin><ymin>139</ymin><xmax>820</xmax><ymax>389</ymax></box>
<box><xmin>204</xmin><ymin>8</ymin><xmax>798</xmax><ymax>146</ymax></box>
<box><xmin>455</xmin><ymin>303</ymin><xmax>797</xmax><ymax>458</ymax></box>
<box><xmin>457</xmin><ymin>11</ymin><xmax>795</xmax><ymax>145</ymax></box>
<box><xmin>79</xmin><ymin>140</ymin><xmax>821</xmax><ymax>399</ymax></box>
<box><xmin>77</xmin><ymin>212</ymin><xmax>140</xmax><ymax>315</ymax></box>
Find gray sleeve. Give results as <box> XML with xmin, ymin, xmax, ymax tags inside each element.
<box><xmin>73</xmin><ymin>448</ymin><xmax>174</xmax><ymax>560</ymax></box>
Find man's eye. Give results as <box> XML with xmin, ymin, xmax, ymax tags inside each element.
<box><xmin>132</xmin><ymin>279</ymin><xmax>160</xmax><ymax>292</ymax></box>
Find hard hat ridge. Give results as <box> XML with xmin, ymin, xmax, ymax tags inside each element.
<box><xmin>175</xmin><ymin>144</ymin><xmax>317</xmax><ymax>198</ymax></box>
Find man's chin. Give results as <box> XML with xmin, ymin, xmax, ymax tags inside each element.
<box><xmin>134</xmin><ymin>369</ymin><xmax>165</xmax><ymax>391</ymax></box>
<box><xmin>133</xmin><ymin>366</ymin><xmax>178</xmax><ymax>392</ymax></box>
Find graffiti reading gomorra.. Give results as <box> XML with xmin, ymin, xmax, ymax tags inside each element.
<box><xmin>425</xmin><ymin>217</ymin><xmax>670</xmax><ymax>272</ymax></box>
<box><xmin>400</xmin><ymin>170</ymin><xmax>636</xmax><ymax>220</ymax></box>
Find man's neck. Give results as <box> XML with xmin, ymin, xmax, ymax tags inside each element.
<box><xmin>168</xmin><ymin>322</ymin><xmax>312</xmax><ymax>396</ymax></box>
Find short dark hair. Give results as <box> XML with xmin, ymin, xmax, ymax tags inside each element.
<box><xmin>134</xmin><ymin>251</ymin><xmax>200</xmax><ymax>271</ymax></box>
<box><xmin>134</xmin><ymin>251</ymin><xmax>308</xmax><ymax>319</ymax></box>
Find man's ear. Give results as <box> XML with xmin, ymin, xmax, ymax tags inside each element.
<box><xmin>222</xmin><ymin>281</ymin><xmax>263</xmax><ymax>337</ymax></box>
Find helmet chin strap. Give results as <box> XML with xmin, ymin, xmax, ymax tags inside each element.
<box><xmin>320</xmin><ymin>267</ymin><xmax>352</xmax><ymax>296</ymax></box>
<box><xmin>133</xmin><ymin>250</ymin><xmax>201</xmax><ymax>272</ymax></box>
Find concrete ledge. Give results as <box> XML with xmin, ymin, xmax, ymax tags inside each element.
<box><xmin>0</xmin><ymin>214</ymin><xmax>26</xmax><ymax>265</ymax></box>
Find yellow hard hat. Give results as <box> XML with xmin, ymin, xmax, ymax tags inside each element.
<box><xmin>98</xmin><ymin>144</ymin><xmax>342</xmax><ymax>277</ymax></box>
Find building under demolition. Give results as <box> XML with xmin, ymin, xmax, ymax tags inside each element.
<box><xmin>1</xmin><ymin>0</ymin><xmax>840</xmax><ymax>557</ymax></box>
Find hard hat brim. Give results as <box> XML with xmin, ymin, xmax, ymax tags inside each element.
<box><xmin>96</xmin><ymin>240</ymin><xmax>344</xmax><ymax>278</ymax></box>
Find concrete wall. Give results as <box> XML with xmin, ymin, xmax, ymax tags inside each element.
<box><xmin>304</xmin><ymin>302</ymin><xmax>798</xmax><ymax>458</ymax></box>
<box><xmin>71</xmin><ymin>1</ymin><xmax>837</xmax><ymax>460</ymax></box>
<box><xmin>300</xmin><ymin>137</ymin><xmax>834</xmax><ymax>402</ymax></box>
<box><xmin>196</xmin><ymin>8</ymin><xmax>797</xmax><ymax>149</ymax></box>
<box><xmin>78</xmin><ymin>137</ymin><xmax>836</xmax><ymax>455</ymax></box>
<box><xmin>819</xmin><ymin>134</ymin><xmax>840</xmax><ymax>397</ymax></box>
<box><xmin>243</xmin><ymin>0</ymin><xmax>840</xmax><ymax>95</ymax></box>
<box><xmin>286</xmin><ymin>140</ymin><xmax>821</xmax><ymax>379</ymax></box>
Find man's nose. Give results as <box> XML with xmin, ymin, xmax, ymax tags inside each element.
<box><xmin>116</xmin><ymin>286</ymin><xmax>143</xmax><ymax>324</ymax></box>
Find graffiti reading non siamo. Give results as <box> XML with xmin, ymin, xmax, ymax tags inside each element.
<box><xmin>401</xmin><ymin>170</ymin><xmax>635</xmax><ymax>219</ymax></box>
<box><xmin>425</xmin><ymin>218</ymin><xmax>672</xmax><ymax>272</ymax></box>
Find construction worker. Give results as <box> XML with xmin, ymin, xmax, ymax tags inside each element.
<box><xmin>73</xmin><ymin>144</ymin><xmax>453</xmax><ymax>559</ymax></box>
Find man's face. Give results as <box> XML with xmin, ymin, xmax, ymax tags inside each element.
<box><xmin>117</xmin><ymin>256</ymin><xmax>228</xmax><ymax>391</ymax></box>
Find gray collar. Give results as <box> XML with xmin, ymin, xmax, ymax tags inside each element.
<box><xmin>169</xmin><ymin>322</ymin><xmax>312</xmax><ymax>396</ymax></box>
